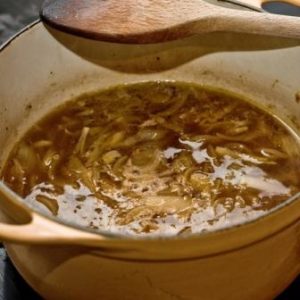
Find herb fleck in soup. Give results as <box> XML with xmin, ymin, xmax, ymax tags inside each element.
<box><xmin>2</xmin><ymin>82</ymin><xmax>300</xmax><ymax>236</ymax></box>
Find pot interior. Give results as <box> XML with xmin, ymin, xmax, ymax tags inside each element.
<box><xmin>0</xmin><ymin>23</ymin><xmax>300</xmax><ymax>237</ymax></box>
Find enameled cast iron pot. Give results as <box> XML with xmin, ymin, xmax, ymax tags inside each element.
<box><xmin>0</xmin><ymin>19</ymin><xmax>300</xmax><ymax>299</ymax></box>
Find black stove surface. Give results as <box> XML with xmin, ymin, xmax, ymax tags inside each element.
<box><xmin>0</xmin><ymin>247</ymin><xmax>41</xmax><ymax>300</ymax></box>
<box><xmin>0</xmin><ymin>0</ymin><xmax>299</xmax><ymax>299</ymax></box>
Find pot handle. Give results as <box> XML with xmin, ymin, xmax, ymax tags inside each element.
<box><xmin>0</xmin><ymin>182</ymin><xmax>107</xmax><ymax>247</ymax></box>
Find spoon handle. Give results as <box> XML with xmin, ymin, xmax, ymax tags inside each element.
<box><xmin>209</xmin><ymin>6</ymin><xmax>300</xmax><ymax>40</ymax></box>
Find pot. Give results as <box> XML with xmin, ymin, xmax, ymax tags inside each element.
<box><xmin>0</xmin><ymin>20</ymin><xmax>300</xmax><ymax>299</ymax></box>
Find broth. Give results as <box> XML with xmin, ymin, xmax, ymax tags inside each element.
<box><xmin>2</xmin><ymin>82</ymin><xmax>300</xmax><ymax>236</ymax></box>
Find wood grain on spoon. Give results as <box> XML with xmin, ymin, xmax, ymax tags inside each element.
<box><xmin>41</xmin><ymin>0</ymin><xmax>300</xmax><ymax>43</ymax></box>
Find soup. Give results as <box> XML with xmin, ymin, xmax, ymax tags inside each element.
<box><xmin>2</xmin><ymin>82</ymin><xmax>300</xmax><ymax>236</ymax></box>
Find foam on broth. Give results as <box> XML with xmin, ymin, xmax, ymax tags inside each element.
<box><xmin>2</xmin><ymin>82</ymin><xmax>300</xmax><ymax>236</ymax></box>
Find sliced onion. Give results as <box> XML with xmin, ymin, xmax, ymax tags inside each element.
<box><xmin>36</xmin><ymin>195</ymin><xmax>59</xmax><ymax>216</ymax></box>
<box><xmin>33</xmin><ymin>140</ymin><xmax>53</xmax><ymax>148</ymax></box>
<box><xmin>260</xmin><ymin>148</ymin><xmax>287</xmax><ymax>159</ymax></box>
<box><xmin>74</xmin><ymin>127</ymin><xmax>90</xmax><ymax>155</ymax></box>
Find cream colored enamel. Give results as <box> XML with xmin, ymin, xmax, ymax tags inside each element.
<box><xmin>5</xmin><ymin>218</ymin><xmax>300</xmax><ymax>300</ymax></box>
<box><xmin>0</xmin><ymin>22</ymin><xmax>300</xmax><ymax>298</ymax></box>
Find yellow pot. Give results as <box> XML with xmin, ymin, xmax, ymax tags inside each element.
<box><xmin>0</xmin><ymin>21</ymin><xmax>300</xmax><ymax>299</ymax></box>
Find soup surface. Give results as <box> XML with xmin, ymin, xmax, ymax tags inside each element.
<box><xmin>2</xmin><ymin>82</ymin><xmax>300</xmax><ymax>236</ymax></box>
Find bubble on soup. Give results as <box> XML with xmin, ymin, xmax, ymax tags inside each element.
<box><xmin>2</xmin><ymin>82</ymin><xmax>300</xmax><ymax>236</ymax></box>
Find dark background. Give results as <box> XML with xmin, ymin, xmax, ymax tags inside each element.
<box><xmin>0</xmin><ymin>0</ymin><xmax>300</xmax><ymax>299</ymax></box>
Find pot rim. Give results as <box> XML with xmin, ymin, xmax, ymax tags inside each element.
<box><xmin>1</xmin><ymin>21</ymin><xmax>300</xmax><ymax>259</ymax></box>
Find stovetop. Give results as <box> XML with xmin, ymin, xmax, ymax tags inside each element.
<box><xmin>0</xmin><ymin>247</ymin><xmax>41</xmax><ymax>299</ymax></box>
<box><xmin>0</xmin><ymin>0</ymin><xmax>299</xmax><ymax>299</ymax></box>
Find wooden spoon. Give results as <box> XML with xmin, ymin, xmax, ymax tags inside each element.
<box><xmin>41</xmin><ymin>0</ymin><xmax>300</xmax><ymax>43</ymax></box>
